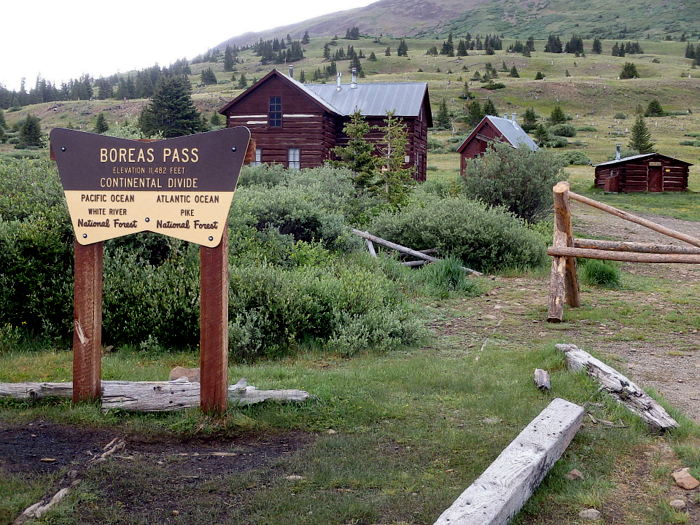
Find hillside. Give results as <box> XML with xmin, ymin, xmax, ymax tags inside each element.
<box><xmin>218</xmin><ymin>0</ymin><xmax>700</xmax><ymax>48</ymax></box>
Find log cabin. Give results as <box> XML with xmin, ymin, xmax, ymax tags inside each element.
<box><xmin>218</xmin><ymin>68</ymin><xmax>432</xmax><ymax>181</ymax></box>
<box><xmin>594</xmin><ymin>152</ymin><xmax>691</xmax><ymax>192</ymax></box>
<box><xmin>456</xmin><ymin>115</ymin><xmax>538</xmax><ymax>176</ymax></box>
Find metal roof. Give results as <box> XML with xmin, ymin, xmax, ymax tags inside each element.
<box><xmin>303</xmin><ymin>82</ymin><xmax>429</xmax><ymax>117</ymax></box>
<box><xmin>593</xmin><ymin>153</ymin><xmax>692</xmax><ymax>168</ymax></box>
<box><xmin>485</xmin><ymin>116</ymin><xmax>539</xmax><ymax>151</ymax></box>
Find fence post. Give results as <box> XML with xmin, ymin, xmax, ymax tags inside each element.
<box><xmin>548</xmin><ymin>182</ymin><xmax>579</xmax><ymax>322</ymax></box>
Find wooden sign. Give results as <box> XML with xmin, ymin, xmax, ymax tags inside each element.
<box><xmin>50</xmin><ymin>127</ymin><xmax>250</xmax><ymax>247</ymax></box>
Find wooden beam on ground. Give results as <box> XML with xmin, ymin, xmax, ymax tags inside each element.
<box><xmin>0</xmin><ymin>380</ymin><xmax>311</xmax><ymax>411</ymax></box>
<box><xmin>351</xmin><ymin>229</ymin><xmax>483</xmax><ymax>276</ymax></box>
<box><xmin>548</xmin><ymin>246</ymin><xmax>700</xmax><ymax>264</ymax></box>
<box><xmin>366</xmin><ymin>239</ymin><xmax>377</xmax><ymax>257</ymax></box>
<box><xmin>434</xmin><ymin>398</ymin><xmax>584</xmax><ymax>525</ymax></box>
<box><xmin>199</xmin><ymin>226</ymin><xmax>229</xmax><ymax>414</ymax></box>
<box><xmin>573</xmin><ymin>238</ymin><xmax>700</xmax><ymax>255</ymax></box>
<box><xmin>568</xmin><ymin>191</ymin><xmax>700</xmax><ymax>248</ymax></box>
<box><xmin>72</xmin><ymin>241</ymin><xmax>104</xmax><ymax>403</ymax></box>
<box><xmin>556</xmin><ymin>343</ymin><xmax>678</xmax><ymax>431</ymax></box>
<box><xmin>403</xmin><ymin>260</ymin><xmax>427</xmax><ymax>267</ymax></box>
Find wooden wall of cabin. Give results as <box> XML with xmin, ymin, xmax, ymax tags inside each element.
<box><xmin>595</xmin><ymin>156</ymin><xmax>689</xmax><ymax>193</ymax></box>
<box><xmin>459</xmin><ymin>122</ymin><xmax>503</xmax><ymax>176</ymax></box>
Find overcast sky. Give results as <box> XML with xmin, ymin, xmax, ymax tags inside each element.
<box><xmin>1</xmin><ymin>0</ymin><xmax>376</xmax><ymax>91</ymax></box>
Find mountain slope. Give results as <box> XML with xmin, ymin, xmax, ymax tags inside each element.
<box><xmin>218</xmin><ymin>0</ymin><xmax>700</xmax><ymax>48</ymax></box>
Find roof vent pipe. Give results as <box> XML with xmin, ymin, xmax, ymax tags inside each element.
<box><xmin>336</xmin><ymin>72</ymin><xmax>342</xmax><ymax>91</ymax></box>
<box><xmin>288</xmin><ymin>65</ymin><xmax>294</xmax><ymax>78</ymax></box>
<box><xmin>615</xmin><ymin>144</ymin><xmax>621</xmax><ymax>160</ymax></box>
<box><xmin>351</xmin><ymin>68</ymin><xmax>357</xmax><ymax>89</ymax></box>
<box><xmin>511</xmin><ymin>113</ymin><xmax>517</xmax><ymax>122</ymax></box>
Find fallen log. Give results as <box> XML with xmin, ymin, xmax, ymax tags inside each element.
<box><xmin>533</xmin><ymin>369</ymin><xmax>551</xmax><ymax>391</ymax></box>
<box><xmin>567</xmin><ymin>191</ymin><xmax>700</xmax><ymax>248</ymax></box>
<box><xmin>434</xmin><ymin>398</ymin><xmax>584</xmax><ymax>525</ymax></box>
<box><xmin>573</xmin><ymin>238</ymin><xmax>700</xmax><ymax>255</ymax></box>
<box><xmin>548</xmin><ymin>246</ymin><xmax>700</xmax><ymax>264</ymax></box>
<box><xmin>351</xmin><ymin>229</ymin><xmax>483</xmax><ymax>276</ymax></box>
<box><xmin>0</xmin><ymin>380</ymin><xmax>311</xmax><ymax>412</ymax></box>
<box><xmin>556</xmin><ymin>343</ymin><xmax>678</xmax><ymax>431</ymax></box>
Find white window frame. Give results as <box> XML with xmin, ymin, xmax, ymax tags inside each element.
<box><xmin>251</xmin><ymin>148</ymin><xmax>262</xmax><ymax>166</ymax></box>
<box><xmin>288</xmin><ymin>148</ymin><xmax>300</xmax><ymax>170</ymax></box>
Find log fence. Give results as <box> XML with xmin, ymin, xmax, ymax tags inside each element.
<box><xmin>547</xmin><ymin>182</ymin><xmax>700</xmax><ymax>322</ymax></box>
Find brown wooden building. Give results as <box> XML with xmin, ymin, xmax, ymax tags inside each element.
<box><xmin>218</xmin><ymin>69</ymin><xmax>432</xmax><ymax>180</ymax></box>
<box><xmin>594</xmin><ymin>153</ymin><xmax>692</xmax><ymax>192</ymax></box>
<box><xmin>456</xmin><ymin>115</ymin><xmax>538</xmax><ymax>176</ymax></box>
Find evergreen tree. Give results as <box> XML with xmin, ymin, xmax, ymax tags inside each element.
<box><xmin>592</xmin><ymin>37</ymin><xmax>602</xmax><ymax>54</ymax></box>
<box><xmin>299</xmin><ymin>70</ymin><xmax>306</xmax><ymax>83</ymax></box>
<box><xmin>368</xmin><ymin>51</ymin><xmax>377</xmax><ymax>61</ymax></box>
<box><xmin>302</xmin><ymin>31</ymin><xmax>310</xmax><ymax>44</ymax></box>
<box><xmin>457</xmin><ymin>40</ymin><xmax>468</xmax><ymax>56</ymax></box>
<box><xmin>535</xmin><ymin>71</ymin><xmax>545</xmax><ymax>80</ymax></box>
<box><xmin>0</xmin><ymin>109</ymin><xmax>6</xmax><ymax>129</ymax></box>
<box><xmin>323</xmin><ymin>43</ymin><xmax>331</xmax><ymax>60</ymax></box>
<box><xmin>644</xmin><ymin>99</ymin><xmax>665</xmax><ymax>117</ymax></box>
<box><xmin>223</xmin><ymin>46</ymin><xmax>236</xmax><ymax>72</ymax></box>
<box><xmin>236</xmin><ymin>73</ymin><xmax>248</xmax><ymax>89</ymax></box>
<box><xmin>138</xmin><ymin>76</ymin><xmax>204</xmax><ymax>138</ymax></box>
<box><xmin>332</xmin><ymin>110</ymin><xmax>378</xmax><ymax>192</ymax></box>
<box><xmin>522</xmin><ymin>107</ymin><xmax>538</xmax><ymax>131</ymax></box>
<box><xmin>435</xmin><ymin>99</ymin><xmax>450</xmax><ymax>129</ymax></box>
<box><xmin>0</xmin><ymin>126</ymin><xmax>5</xmax><ymax>144</ymax></box>
<box><xmin>544</xmin><ymin>34</ymin><xmax>563</xmax><ymax>53</ymax></box>
<box><xmin>397</xmin><ymin>39</ymin><xmax>409</xmax><ymax>57</ymax></box>
<box><xmin>375</xmin><ymin>111</ymin><xmax>414</xmax><ymax>208</ymax></box>
<box><xmin>458</xmin><ymin>81</ymin><xmax>472</xmax><ymax>99</ymax></box>
<box><xmin>619</xmin><ymin>62</ymin><xmax>639</xmax><ymax>79</ymax></box>
<box><xmin>94</xmin><ymin>113</ymin><xmax>109</xmax><ymax>134</ymax></box>
<box><xmin>385</xmin><ymin>46</ymin><xmax>391</xmax><ymax>56</ymax></box>
<box><xmin>200</xmin><ymin>67</ymin><xmax>218</xmax><ymax>85</ymax></box>
<box><xmin>18</xmin><ymin>114</ymin><xmax>42</xmax><ymax>147</ymax></box>
<box><xmin>441</xmin><ymin>32</ymin><xmax>455</xmax><ymax>56</ymax></box>
<box><xmin>533</xmin><ymin>124</ymin><xmax>550</xmax><ymax>146</ymax></box>
<box><xmin>526</xmin><ymin>36</ymin><xmax>536</xmax><ymax>52</ymax></box>
<box><xmin>210</xmin><ymin>112</ymin><xmax>223</xmax><ymax>127</ymax></box>
<box><xmin>466</xmin><ymin>100</ymin><xmax>484</xmax><ymax>126</ymax></box>
<box><xmin>549</xmin><ymin>105</ymin><xmax>566</xmax><ymax>124</ymax></box>
<box><xmin>509</xmin><ymin>65</ymin><xmax>519</xmax><ymax>77</ymax></box>
<box><xmin>685</xmin><ymin>43</ymin><xmax>696</xmax><ymax>59</ymax></box>
<box><xmin>483</xmin><ymin>99</ymin><xmax>498</xmax><ymax>116</ymax></box>
<box><xmin>628</xmin><ymin>115</ymin><xmax>654</xmax><ymax>153</ymax></box>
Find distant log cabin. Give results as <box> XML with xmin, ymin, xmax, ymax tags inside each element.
<box><xmin>219</xmin><ymin>68</ymin><xmax>432</xmax><ymax>181</ymax></box>
<box><xmin>456</xmin><ymin>115</ymin><xmax>538</xmax><ymax>176</ymax></box>
<box><xmin>594</xmin><ymin>153</ymin><xmax>692</xmax><ymax>192</ymax></box>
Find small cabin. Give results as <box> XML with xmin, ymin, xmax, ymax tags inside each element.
<box><xmin>456</xmin><ymin>115</ymin><xmax>538</xmax><ymax>176</ymax></box>
<box><xmin>594</xmin><ymin>153</ymin><xmax>692</xmax><ymax>192</ymax></box>
<box><xmin>219</xmin><ymin>69</ymin><xmax>432</xmax><ymax>181</ymax></box>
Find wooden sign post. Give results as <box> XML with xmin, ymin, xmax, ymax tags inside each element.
<box><xmin>51</xmin><ymin>127</ymin><xmax>251</xmax><ymax>413</ymax></box>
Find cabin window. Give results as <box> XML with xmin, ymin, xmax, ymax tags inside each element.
<box><xmin>251</xmin><ymin>148</ymin><xmax>262</xmax><ymax>166</ymax></box>
<box><xmin>288</xmin><ymin>148</ymin><xmax>300</xmax><ymax>170</ymax></box>
<box><xmin>268</xmin><ymin>96</ymin><xmax>282</xmax><ymax>127</ymax></box>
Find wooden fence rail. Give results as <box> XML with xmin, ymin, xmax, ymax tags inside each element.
<box><xmin>547</xmin><ymin>182</ymin><xmax>700</xmax><ymax>322</ymax></box>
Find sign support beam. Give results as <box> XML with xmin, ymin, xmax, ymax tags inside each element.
<box><xmin>199</xmin><ymin>226</ymin><xmax>229</xmax><ymax>414</ymax></box>
<box><xmin>72</xmin><ymin>240</ymin><xmax>104</xmax><ymax>403</ymax></box>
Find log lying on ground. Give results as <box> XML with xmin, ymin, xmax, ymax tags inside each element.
<box><xmin>351</xmin><ymin>229</ymin><xmax>483</xmax><ymax>276</ymax></box>
<box><xmin>533</xmin><ymin>369</ymin><xmax>551</xmax><ymax>391</ymax></box>
<box><xmin>556</xmin><ymin>343</ymin><xmax>678</xmax><ymax>431</ymax></box>
<box><xmin>548</xmin><ymin>246</ymin><xmax>700</xmax><ymax>264</ymax></box>
<box><xmin>573</xmin><ymin>238</ymin><xmax>700</xmax><ymax>255</ymax></box>
<box><xmin>567</xmin><ymin>191</ymin><xmax>700</xmax><ymax>248</ymax></box>
<box><xmin>0</xmin><ymin>380</ymin><xmax>311</xmax><ymax>412</ymax></box>
<box><xmin>434</xmin><ymin>398</ymin><xmax>584</xmax><ymax>525</ymax></box>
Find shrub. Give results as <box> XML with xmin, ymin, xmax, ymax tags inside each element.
<box><xmin>558</xmin><ymin>151</ymin><xmax>592</xmax><ymax>165</ymax></box>
<box><xmin>237</xmin><ymin>163</ymin><xmax>288</xmax><ymax>188</ymax></box>
<box><xmin>549</xmin><ymin>136</ymin><xmax>569</xmax><ymax>148</ymax></box>
<box><xmin>483</xmin><ymin>82</ymin><xmax>506</xmax><ymax>90</ymax></box>
<box><xmin>576</xmin><ymin>126</ymin><xmax>597</xmax><ymax>132</ymax></box>
<box><xmin>369</xmin><ymin>195</ymin><xmax>547</xmax><ymax>273</ymax></box>
<box><xmin>579</xmin><ymin>259</ymin><xmax>622</xmax><ymax>288</ymax></box>
<box><xmin>613</xmin><ymin>113</ymin><xmax>627</xmax><ymax>120</ymax></box>
<box><xmin>418</xmin><ymin>257</ymin><xmax>481</xmax><ymax>298</ymax></box>
<box><xmin>462</xmin><ymin>141</ymin><xmax>566</xmax><ymax>223</ymax></box>
<box><xmin>549</xmin><ymin>123</ymin><xmax>577</xmax><ymax>137</ymax></box>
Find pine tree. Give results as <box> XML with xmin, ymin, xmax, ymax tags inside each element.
<box><xmin>535</xmin><ymin>71</ymin><xmax>545</xmax><ymax>80</ymax></box>
<box><xmin>368</xmin><ymin>51</ymin><xmax>377</xmax><ymax>61</ymax></box>
<box><xmin>592</xmin><ymin>37</ymin><xmax>602</xmax><ymax>54</ymax></box>
<box><xmin>94</xmin><ymin>113</ymin><xmax>109</xmax><ymax>134</ymax></box>
<box><xmin>0</xmin><ymin>109</ymin><xmax>6</xmax><ymax>130</ymax></box>
<box><xmin>237</xmin><ymin>73</ymin><xmax>248</xmax><ymax>89</ymax></box>
<box><xmin>522</xmin><ymin>107</ymin><xmax>538</xmax><ymax>131</ymax></box>
<box><xmin>18</xmin><ymin>114</ymin><xmax>42</xmax><ymax>147</ymax></box>
<box><xmin>332</xmin><ymin>110</ymin><xmax>378</xmax><ymax>192</ymax></box>
<box><xmin>200</xmin><ymin>67</ymin><xmax>218</xmax><ymax>85</ymax></box>
<box><xmin>685</xmin><ymin>43</ymin><xmax>696</xmax><ymax>59</ymax></box>
<box><xmin>459</xmin><ymin>81</ymin><xmax>472</xmax><ymax>99</ymax></box>
<box><xmin>385</xmin><ymin>46</ymin><xmax>391</xmax><ymax>56</ymax></box>
<box><xmin>509</xmin><ymin>65</ymin><xmax>519</xmax><ymax>77</ymax></box>
<box><xmin>302</xmin><ymin>31</ymin><xmax>310</xmax><ymax>44</ymax></box>
<box><xmin>619</xmin><ymin>62</ymin><xmax>639</xmax><ymax>79</ymax></box>
<box><xmin>457</xmin><ymin>40</ymin><xmax>468</xmax><ymax>56</ymax></box>
<box><xmin>435</xmin><ymin>99</ymin><xmax>450</xmax><ymax>129</ymax></box>
<box><xmin>299</xmin><ymin>69</ymin><xmax>306</xmax><ymax>83</ymax></box>
<box><xmin>138</xmin><ymin>76</ymin><xmax>204</xmax><ymax>138</ymax></box>
<box><xmin>549</xmin><ymin>105</ymin><xmax>566</xmax><ymax>124</ymax></box>
<box><xmin>397</xmin><ymin>39</ymin><xmax>408</xmax><ymax>57</ymax></box>
<box><xmin>644</xmin><ymin>99</ymin><xmax>665</xmax><ymax>117</ymax></box>
<box><xmin>223</xmin><ymin>46</ymin><xmax>236</xmax><ymax>72</ymax></box>
<box><xmin>526</xmin><ymin>36</ymin><xmax>536</xmax><ymax>52</ymax></box>
<box><xmin>467</xmin><ymin>100</ymin><xmax>484</xmax><ymax>126</ymax></box>
<box><xmin>210</xmin><ymin>112</ymin><xmax>223</xmax><ymax>127</ymax></box>
<box><xmin>376</xmin><ymin>111</ymin><xmax>414</xmax><ymax>208</ymax></box>
<box><xmin>483</xmin><ymin>99</ymin><xmax>498</xmax><ymax>116</ymax></box>
<box><xmin>533</xmin><ymin>124</ymin><xmax>550</xmax><ymax>146</ymax></box>
<box><xmin>628</xmin><ymin>115</ymin><xmax>654</xmax><ymax>153</ymax></box>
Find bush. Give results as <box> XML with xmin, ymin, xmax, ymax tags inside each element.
<box><xmin>579</xmin><ymin>259</ymin><xmax>622</xmax><ymax>288</ymax></box>
<box><xmin>613</xmin><ymin>113</ymin><xmax>627</xmax><ymax>120</ymax></box>
<box><xmin>462</xmin><ymin>141</ymin><xmax>566</xmax><ymax>223</ymax></box>
<box><xmin>558</xmin><ymin>151</ymin><xmax>592</xmax><ymax>165</ymax></box>
<box><xmin>483</xmin><ymin>82</ymin><xmax>506</xmax><ymax>90</ymax></box>
<box><xmin>237</xmin><ymin>163</ymin><xmax>288</xmax><ymax>188</ymax></box>
<box><xmin>369</xmin><ymin>195</ymin><xmax>547</xmax><ymax>273</ymax></box>
<box><xmin>549</xmin><ymin>124</ymin><xmax>577</xmax><ymax>137</ymax></box>
<box><xmin>418</xmin><ymin>257</ymin><xmax>481</xmax><ymax>298</ymax></box>
<box><xmin>576</xmin><ymin>126</ymin><xmax>597</xmax><ymax>132</ymax></box>
<box><xmin>549</xmin><ymin>136</ymin><xmax>569</xmax><ymax>148</ymax></box>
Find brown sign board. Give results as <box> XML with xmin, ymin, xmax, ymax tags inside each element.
<box><xmin>50</xmin><ymin>127</ymin><xmax>250</xmax><ymax>247</ymax></box>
